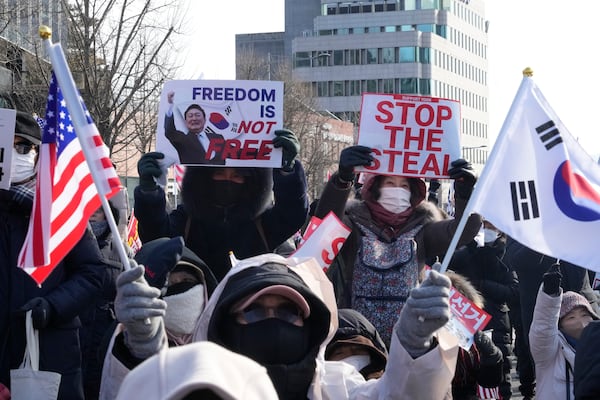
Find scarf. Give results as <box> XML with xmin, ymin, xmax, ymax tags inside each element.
<box><xmin>365</xmin><ymin>199</ymin><xmax>414</xmax><ymax>236</ymax></box>
<box><xmin>0</xmin><ymin>179</ymin><xmax>35</xmax><ymax>214</ymax></box>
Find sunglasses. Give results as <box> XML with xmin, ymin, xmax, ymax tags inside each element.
<box><xmin>236</xmin><ymin>302</ymin><xmax>303</xmax><ymax>325</ymax></box>
<box><xmin>14</xmin><ymin>142</ymin><xmax>36</xmax><ymax>155</ymax></box>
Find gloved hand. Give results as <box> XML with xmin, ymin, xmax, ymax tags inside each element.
<box><xmin>137</xmin><ymin>152</ymin><xmax>165</xmax><ymax>190</ymax></box>
<box><xmin>338</xmin><ymin>145</ymin><xmax>373</xmax><ymax>182</ymax></box>
<box><xmin>542</xmin><ymin>262</ymin><xmax>562</xmax><ymax>296</ymax></box>
<box><xmin>448</xmin><ymin>158</ymin><xmax>477</xmax><ymax>199</ymax></box>
<box><xmin>19</xmin><ymin>297</ymin><xmax>54</xmax><ymax>330</ymax></box>
<box><xmin>395</xmin><ymin>270</ymin><xmax>451</xmax><ymax>358</ymax></box>
<box><xmin>474</xmin><ymin>330</ymin><xmax>502</xmax><ymax>365</ymax></box>
<box><xmin>428</xmin><ymin>179</ymin><xmax>440</xmax><ymax>205</ymax></box>
<box><xmin>273</xmin><ymin>129</ymin><xmax>300</xmax><ymax>172</ymax></box>
<box><xmin>115</xmin><ymin>261</ymin><xmax>167</xmax><ymax>359</ymax></box>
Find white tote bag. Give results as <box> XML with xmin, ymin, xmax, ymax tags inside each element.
<box><xmin>10</xmin><ymin>310</ymin><xmax>61</xmax><ymax>400</ymax></box>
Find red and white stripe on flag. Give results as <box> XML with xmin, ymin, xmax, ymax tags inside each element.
<box><xmin>18</xmin><ymin>72</ymin><xmax>121</xmax><ymax>285</ymax></box>
<box><xmin>175</xmin><ymin>164</ymin><xmax>186</xmax><ymax>190</ymax></box>
<box><xmin>477</xmin><ymin>385</ymin><xmax>500</xmax><ymax>399</ymax></box>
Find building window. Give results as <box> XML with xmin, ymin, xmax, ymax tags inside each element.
<box><xmin>317</xmin><ymin>81</ymin><xmax>329</xmax><ymax>97</ymax></box>
<box><xmin>419</xmin><ymin>47</ymin><xmax>430</xmax><ymax>64</ymax></box>
<box><xmin>404</xmin><ymin>0</ymin><xmax>417</xmax><ymax>10</ymax></box>
<box><xmin>383</xmin><ymin>79</ymin><xmax>395</xmax><ymax>93</ymax></box>
<box><xmin>401</xmin><ymin>24</ymin><xmax>415</xmax><ymax>31</ymax></box>
<box><xmin>336</xmin><ymin>28</ymin><xmax>350</xmax><ymax>35</ymax></box>
<box><xmin>362</xmin><ymin>4</ymin><xmax>372</xmax><ymax>12</ymax></box>
<box><xmin>353</xmin><ymin>27</ymin><xmax>366</xmax><ymax>34</ymax></box>
<box><xmin>333</xmin><ymin>81</ymin><xmax>345</xmax><ymax>96</ymax></box>
<box><xmin>346</xmin><ymin>49</ymin><xmax>360</xmax><ymax>65</ymax></box>
<box><xmin>349</xmin><ymin>80</ymin><xmax>361</xmax><ymax>96</ymax></box>
<box><xmin>295</xmin><ymin>52</ymin><xmax>311</xmax><ymax>68</ymax></box>
<box><xmin>401</xmin><ymin>78</ymin><xmax>417</xmax><ymax>94</ymax></box>
<box><xmin>419</xmin><ymin>79</ymin><xmax>430</xmax><ymax>95</ymax></box>
<box><xmin>399</xmin><ymin>47</ymin><xmax>416</xmax><ymax>62</ymax></box>
<box><xmin>367</xmin><ymin>26</ymin><xmax>381</xmax><ymax>33</ymax></box>
<box><xmin>333</xmin><ymin>50</ymin><xmax>344</xmax><ymax>65</ymax></box>
<box><xmin>366</xmin><ymin>79</ymin><xmax>377</xmax><ymax>92</ymax></box>
<box><xmin>366</xmin><ymin>48</ymin><xmax>378</xmax><ymax>64</ymax></box>
<box><xmin>419</xmin><ymin>0</ymin><xmax>440</xmax><ymax>10</ymax></box>
<box><xmin>382</xmin><ymin>47</ymin><xmax>395</xmax><ymax>63</ymax></box>
<box><xmin>417</xmin><ymin>24</ymin><xmax>435</xmax><ymax>33</ymax></box>
<box><xmin>384</xmin><ymin>25</ymin><xmax>396</xmax><ymax>33</ymax></box>
<box><xmin>436</xmin><ymin>24</ymin><xmax>447</xmax><ymax>38</ymax></box>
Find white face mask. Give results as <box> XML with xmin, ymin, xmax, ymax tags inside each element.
<box><xmin>377</xmin><ymin>187</ymin><xmax>411</xmax><ymax>214</ymax></box>
<box><xmin>163</xmin><ymin>284</ymin><xmax>205</xmax><ymax>335</ymax></box>
<box><xmin>10</xmin><ymin>150</ymin><xmax>37</xmax><ymax>184</ymax></box>
<box><xmin>341</xmin><ymin>354</ymin><xmax>371</xmax><ymax>372</ymax></box>
<box><xmin>483</xmin><ymin>228</ymin><xmax>499</xmax><ymax>244</ymax></box>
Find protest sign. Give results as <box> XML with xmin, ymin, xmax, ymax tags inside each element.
<box><xmin>0</xmin><ymin>108</ymin><xmax>17</xmax><ymax>189</ymax></box>
<box><xmin>357</xmin><ymin>93</ymin><xmax>461</xmax><ymax>178</ymax></box>
<box><xmin>292</xmin><ymin>212</ymin><xmax>351</xmax><ymax>272</ymax></box>
<box><xmin>443</xmin><ymin>286</ymin><xmax>492</xmax><ymax>350</ymax></box>
<box><xmin>156</xmin><ymin>80</ymin><xmax>284</xmax><ymax>167</ymax></box>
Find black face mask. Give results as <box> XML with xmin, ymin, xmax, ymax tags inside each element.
<box><xmin>164</xmin><ymin>281</ymin><xmax>197</xmax><ymax>296</ymax></box>
<box><xmin>209</xmin><ymin>181</ymin><xmax>244</xmax><ymax>207</ymax></box>
<box><xmin>225</xmin><ymin>318</ymin><xmax>310</xmax><ymax>366</ymax></box>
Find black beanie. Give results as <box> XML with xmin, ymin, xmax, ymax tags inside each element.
<box><xmin>15</xmin><ymin>111</ymin><xmax>42</xmax><ymax>145</ymax></box>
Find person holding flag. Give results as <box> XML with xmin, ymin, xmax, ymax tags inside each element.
<box><xmin>0</xmin><ymin>111</ymin><xmax>106</xmax><ymax>399</ymax></box>
<box><xmin>314</xmin><ymin>145</ymin><xmax>482</xmax><ymax>346</ymax></box>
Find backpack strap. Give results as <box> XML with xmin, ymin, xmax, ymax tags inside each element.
<box><xmin>566</xmin><ymin>358</ymin><xmax>573</xmax><ymax>400</ymax></box>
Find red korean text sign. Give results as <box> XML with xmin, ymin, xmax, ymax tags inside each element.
<box><xmin>357</xmin><ymin>93</ymin><xmax>461</xmax><ymax>178</ymax></box>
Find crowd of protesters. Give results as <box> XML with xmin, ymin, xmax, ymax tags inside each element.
<box><xmin>1</xmin><ymin>113</ymin><xmax>599</xmax><ymax>400</ymax></box>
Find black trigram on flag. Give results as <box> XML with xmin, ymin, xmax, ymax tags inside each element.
<box><xmin>510</xmin><ymin>180</ymin><xmax>540</xmax><ymax>221</ymax></box>
<box><xmin>536</xmin><ymin>120</ymin><xmax>562</xmax><ymax>150</ymax></box>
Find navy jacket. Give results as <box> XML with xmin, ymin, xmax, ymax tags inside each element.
<box><xmin>0</xmin><ymin>190</ymin><xmax>105</xmax><ymax>400</ymax></box>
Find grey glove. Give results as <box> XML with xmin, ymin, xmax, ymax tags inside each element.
<box><xmin>115</xmin><ymin>261</ymin><xmax>167</xmax><ymax>359</ymax></box>
<box><xmin>395</xmin><ymin>270</ymin><xmax>451</xmax><ymax>358</ymax></box>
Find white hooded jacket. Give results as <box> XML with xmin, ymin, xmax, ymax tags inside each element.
<box><xmin>115</xmin><ymin>341</ymin><xmax>278</xmax><ymax>400</ymax></box>
<box><xmin>193</xmin><ymin>253</ymin><xmax>459</xmax><ymax>400</ymax></box>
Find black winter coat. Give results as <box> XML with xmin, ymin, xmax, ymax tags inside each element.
<box><xmin>0</xmin><ymin>190</ymin><xmax>105</xmax><ymax>400</ymax></box>
<box><xmin>449</xmin><ymin>238</ymin><xmax>519</xmax><ymax>344</ymax></box>
<box><xmin>135</xmin><ymin>162</ymin><xmax>309</xmax><ymax>281</ymax></box>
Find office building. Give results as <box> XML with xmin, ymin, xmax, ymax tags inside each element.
<box><xmin>236</xmin><ymin>0</ymin><xmax>489</xmax><ymax>167</ymax></box>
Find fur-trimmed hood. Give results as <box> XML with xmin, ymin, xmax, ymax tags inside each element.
<box><xmin>181</xmin><ymin>167</ymin><xmax>273</xmax><ymax>220</ymax></box>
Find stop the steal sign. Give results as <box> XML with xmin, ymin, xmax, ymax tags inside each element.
<box><xmin>357</xmin><ymin>93</ymin><xmax>461</xmax><ymax>178</ymax></box>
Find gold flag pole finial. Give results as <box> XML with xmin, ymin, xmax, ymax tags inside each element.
<box><xmin>523</xmin><ymin>67</ymin><xmax>533</xmax><ymax>77</ymax></box>
<box><xmin>39</xmin><ymin>25</ymin><xmax>52</xmax><ymax>40</ymax></box>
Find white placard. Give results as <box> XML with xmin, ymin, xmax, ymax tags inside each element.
<box><xmin>156</xmin><ymin>80</ymin><xmax>284</xmax><ymax>168</ymax></box>
<box><xmin>357</xmin><ymin>93</ymin><xmax>461</xmax><ymax>178</ymax></box>
<box><xmin>0</xmin><ymin>108</ymin><xmax>17</xmax><ymax>189</ymax></box>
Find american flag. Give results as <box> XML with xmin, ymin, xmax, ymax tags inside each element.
<box><xmin>477</xmin><ymin>385</ymin><xmax>500</xmax><ymax>399</ymax></box>
<box><xmin>18</xmin><ymin>72</ymin><xmax>121</xmax><ymax>284</ymax></box>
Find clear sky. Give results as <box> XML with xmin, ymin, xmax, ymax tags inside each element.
<box><xmin>179</xmin><ymin>0</ymin><xmax>600</xmax><ymax>160</ymax></box>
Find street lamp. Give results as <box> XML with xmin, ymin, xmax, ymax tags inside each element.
<box><xmin>461</xmin><ymin>145</ymin><xmax>487</xmax><ymax>163</ymax></box>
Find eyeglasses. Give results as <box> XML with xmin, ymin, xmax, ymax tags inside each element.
<box><xmin>14</xmin><ymin>142</ymin><xmax>36</xmax><ymax>155</ymax></box>
<box><xmin>235</xmin><ymin>302</ymin><xmax>303</xmax><ymax>325</ymax></box>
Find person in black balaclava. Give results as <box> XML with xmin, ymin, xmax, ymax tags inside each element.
<box><xmin>133</xmin><ymin>129</ymin><xmax>308</xmax><ymax>281</ymax></box>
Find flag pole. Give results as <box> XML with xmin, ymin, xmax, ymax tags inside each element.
<box><xmin>39</xmin><ymin>26</ymin><xmax>131</xmax><ymax>271</ymax></box>
<box><xmin>438</xmin><ymin>68</ymin><xmax>534</xmax><ymax>273</ymax></box>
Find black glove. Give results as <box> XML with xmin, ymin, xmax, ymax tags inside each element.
<box><xmin>273</xmin><ymin>129</ymin><xmax>300</xmax><ymax>172</ymax></box>
<box><xmin>20</xmin><ymin>297</ymin><xmax>54</xmax><ymax>329</ymax></box>
<box><xmin>338</xmin><ymin>145</ymin><xmax>373</xmax><ymax>182</ymax></box>
<box><xmin>542</xmin><ymin>262</ymin><xmax>562</xmax><ymax>296</ymax></box>
<box><xmin>448</xmin><ymin>158</ymin><xmax>477</xmax><ymax>199</ymax></box>
<box><xmin>137</xmin><ymin>152</ymin><xmax>165</xmax><ymax>190</ymax></box>
<box><xmin>428</xmin><ymin>179</ymin><xmax>440</xmax><ymax>205</ymax></box>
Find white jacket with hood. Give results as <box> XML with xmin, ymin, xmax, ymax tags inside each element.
<box><xmin>193</xmin><ymin>253</ymin><xmax>459</xmax><ymax>400</ymax></box>
<box><xmin>115</xmin><ymin>341</ymin><xmax>278</xmax><ymax>400</ymax></box>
